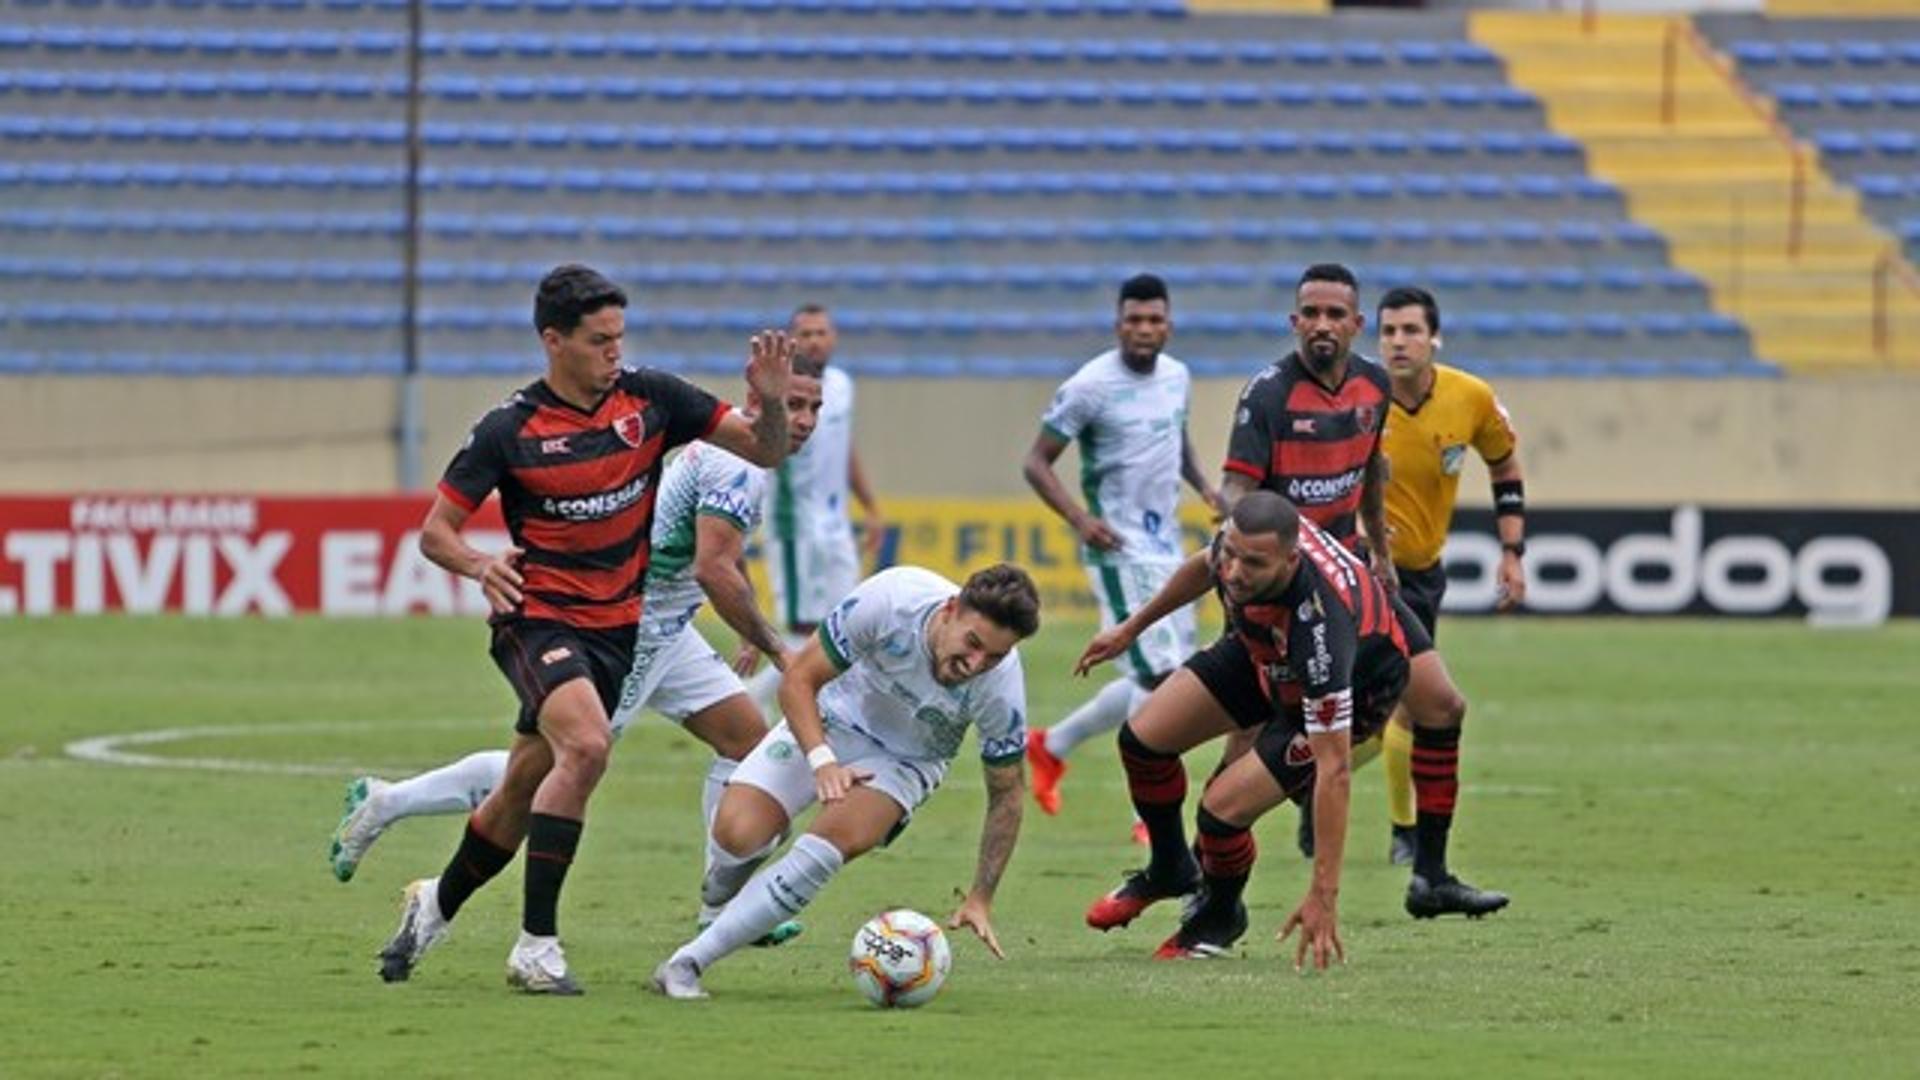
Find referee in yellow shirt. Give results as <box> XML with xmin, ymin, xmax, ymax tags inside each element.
<box><xmin>1375</xmin><ymin>286</ymin><xmax>1528</xmax><ymax>865</ymax></box>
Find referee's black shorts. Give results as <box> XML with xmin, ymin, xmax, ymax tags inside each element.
<box><xmin>1394</xmin><ymin>561</ymin><xmax>1447</xmax><ymax>643</ymax></box>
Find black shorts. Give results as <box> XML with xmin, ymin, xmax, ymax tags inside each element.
<box><xmin>1395</xmin><ymin>562</ymin><xmax>1446</xmax><ymax>642</ymax></box>
<box><xmin>1184</xmin><ymin>634</ymin><xmax>1412</xmax><ymax>739</ymax></box>
<box><xmin>489</xmin><ymin>618</ymin><xmax>636</xmax><ymax>735</ymax></box>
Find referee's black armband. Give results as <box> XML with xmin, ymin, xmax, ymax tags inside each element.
<box><xmin>1492</xmin><ymin>479</ymin><xmax>1526</xmax><ymax>518</ymax></box>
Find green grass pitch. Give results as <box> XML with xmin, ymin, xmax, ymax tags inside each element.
<box><xmin>1</xmin><ymin>615</ymin><xmax>1916</xmax><ymax>1077</ymax></box>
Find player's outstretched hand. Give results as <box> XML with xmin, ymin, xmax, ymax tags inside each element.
<box><xmin>813</xmin><ymin>762</ymin><xmax>872</xmax><ymax>805</ymax></box>
<box><xmin>744</xmin><ymin>330</ymin><xmax>794</xmax><ymax>402</ymax></box>
<box><xmin>947</xmin><ymin>895</ymin><xmax>1005</xmax><ymax>959</ymax></box>
<box><xmin>1074</xmin><ymin>627</ymin><xmax>1135</xmax><ymax>677</ymax></box>
<box><xmin>1277</xmin><ymin>890</ymin><xmax>1345</xmax><ymax>973</ymax></box>
<box><xmin>478</xmin><ymin>546</ymin><xmax>525</xmax><ymax>615</ymax></box>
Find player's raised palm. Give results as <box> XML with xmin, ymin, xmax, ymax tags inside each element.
<box><xmin>745</xmin><ymin>331</ymin><xmax>794</xmax><ymax>405</ymax></box>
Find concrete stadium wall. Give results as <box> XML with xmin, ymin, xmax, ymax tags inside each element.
<box><xmin>2</xmin><ymin>374</ymin><xmax>1916</xmax><ymax>507</ymax></box>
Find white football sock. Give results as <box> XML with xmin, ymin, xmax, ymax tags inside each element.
<box><xmin>679</xmin><ymin>833</ymin><xmax>842</xmax><ymax>972</ymax></box>
<box><xmin>378</xmin><ymin>750</ymin><xmax>509</xmax><ymax>825</ymax></box>
<box><xmin>699</xmin><ymin>831</ymin><xmax>782</xmax><ymax>919</ymax></box>
<box><xmin>698</xmin><ymin>756</ymin><xmax>740</xmax><ymax>910</ymax></box>
<box><xmin>1045</xmin><ymin>677</ymin><xmax>1143</xmax><ymax>759</ymax></box>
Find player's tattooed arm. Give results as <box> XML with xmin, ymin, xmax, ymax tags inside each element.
<box><xmin>949</xmin><ymin>761</ymin><xmax>1023</xmax><ymax>959</ymax></box>
<box><xmin>693</xmin><ymin>515</ymin><xmax>788</xmax><ymax>667</ymax></box>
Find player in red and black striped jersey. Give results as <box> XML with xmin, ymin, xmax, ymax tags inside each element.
<box><xmin>377</xmin><ymin>264</ymin><xmax>795</xmax><ymax>995</ymax></box>
<box><xmin>1218</xmin><ymin>265</ymin><xmax>1508</xmax><ymax>923</ymax></box>
<box><xmin>1075</xmin><ymin>492</ymin><xmax>1416</xmax><ymax>965</ymax></box>
<box><xmin>1222</xmin><ymin>262</ymin><xmax>1395</xmax><ymax>578</ymax></box>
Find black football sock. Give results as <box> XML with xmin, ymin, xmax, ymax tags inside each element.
<box><xmin>435</xmin><ymin>817</ymin><xmax>515</xmax><ymax>921</ymax></box>
<box><xmin>1118</xmin><ymin>724</ymin><xmax>1196</xmax><ymax>883</ymax></box>
<box><xmin>1412</xmin><ymin>725</ymin><xmax>1461</xmax><ymax>882</ymax></box>
<box><xmin>523</xmin><ymin>813</ymin><xmax>583</xmax><ymax>938</ymax></box>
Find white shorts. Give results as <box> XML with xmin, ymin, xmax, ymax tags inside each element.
<box><xmin>730</xmin><ymin>720</ymin><xmax>948</xmax><ymax>828</ymax></box>
<box><xmin>1086</xmin><ymin>560</ymin><xmax>1197</xmax><ymax>682</ymax></box>
<box><xmin>609</xmin><ymin>623</ymin><xmax>746</xmax><ymax>736</ymax></box>
<box><xmin>766</xmin><ymin>530</ymin><xmax>862</xmax><ymax>630</ymax></box>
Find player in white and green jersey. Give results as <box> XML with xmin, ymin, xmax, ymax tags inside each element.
<box><xmin>652</xmin><ymin>564</ymin><xmax>1039</xmax><ymax>1000</ymax></box>
<box><xmin>748</xmin><ymin>304</ymin><xmax>885</xmax><ymax>708</ymax></box>
<box><xmin>1020</xmin><ymin>274</ymin><xmax>1225</xmax><ymax>830</ymax></box>
<box><xmin>329</xmin><ymin>363</ymin><xmax>826</xmax><ymax>939</ymax></box>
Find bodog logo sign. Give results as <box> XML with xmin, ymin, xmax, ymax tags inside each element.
<box><xmin>1441</xmin><ymin>506</ymin><xmax>1909</xmax><ymax>626</ymax></box>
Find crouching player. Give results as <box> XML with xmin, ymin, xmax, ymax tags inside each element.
<box><xmin>652</xmin><ymin>564</ymin><xmax>1040</xmax><ymax>999</ymax></box>
<box><xmin>1078</xmin><ymin>491</ymin><xmax>1421</xmax><ymax>964</ymax></box>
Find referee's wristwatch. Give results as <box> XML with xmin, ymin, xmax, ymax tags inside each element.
<box><xmin>1500</xmin><ymin>540</ymin><xmax>1527</xmax><ymax>558</ymax></box>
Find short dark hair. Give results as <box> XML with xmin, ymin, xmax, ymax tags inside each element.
<box><xmin>1297</xmin><ymin>263</ymin><xmax>1360</xmax><ymax>300</ymax></box>
<box><xmin>791</xmin><ymin>353</ymin><xmax>827</xmax><ymax>380</ymax></box>
<box><xmin>1229</xmin><ymin>491</ymin><xmax>1301</xmax><ymax>544</ymax></box>
<box><xmin>1378</xmin><ymin>286</ymin><xmax>1441</xmax><ymax>334</ymax></box>
<box><xmin>959</xmin><ymin>563</ymin><xmax>1041</xmax><ymax>639</ymax></box>
<box><xmin>534</xmin><ymin>264</ymin><xmax>626</xmax><ymax>335</ymax></box>
<box><xmin>790</xmin><ymin>302</ymin><xmax>832</xmax><ymax>325</ymax></box>
<box><xmin>1118</xmin><ymin>273</ymin><xmax>1170</xmax><ymax>310</ymax></box>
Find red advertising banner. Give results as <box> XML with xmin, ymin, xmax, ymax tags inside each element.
<box><xmin>0</xmin><ymin>495</ymin><xmax>507</xmax><ymax>616</ymax></box>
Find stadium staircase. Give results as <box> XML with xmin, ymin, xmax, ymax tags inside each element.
<box><xmin>1475</xmin><ymin>11</ymin><xmax>1920</xmax><ymax>369</ymax></box>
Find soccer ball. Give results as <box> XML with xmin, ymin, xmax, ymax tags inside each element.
<box><xmin>848</xmin><ymin>909</ymin><xmax>952</xmax><ymax>1009</ymax></box>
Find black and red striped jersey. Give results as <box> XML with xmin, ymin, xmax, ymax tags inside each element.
<box><xmin>1212</xmin><ymin>519</ymin><xmax>1408</xmax><ymax>736</ymax></box>
<box><xmin>438</xmin><ymin>367</ymin><xmax>729</xmax><ymax>630</ymax></box>
<box><xmin>1223</xmin><ymin>352</ymin><xmax>1391</xmax><ymax>552</ymax></box>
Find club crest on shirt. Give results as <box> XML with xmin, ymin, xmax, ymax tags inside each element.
<box><xmin>613</xmin><ymin>412</ymin><xmax>644</xmax><ymax>448</ymax></box>
<box><xmin>1441</xmin><ymin>443</ymin><xmax>1468</xmax><ymax>476</ymax></box>
<box><xmin>1353</xmin><ymin>403</ymin><xmax>1379</xmax><ymax>432</ymax></box>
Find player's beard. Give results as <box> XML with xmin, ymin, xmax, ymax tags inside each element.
<box><xmin>1302</xmin><ymin>338</ymin><xmax>1343</xmax><ymax>375</ymax></box>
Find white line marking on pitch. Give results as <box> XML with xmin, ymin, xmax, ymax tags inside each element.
<box><xmin>63</xmin><ymin>720</ymin><xmax>475</xmax><ymax>777</ymax></box>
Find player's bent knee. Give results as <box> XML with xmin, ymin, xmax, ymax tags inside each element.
<box><xmin>713</xmin><ymin>787</ymin><xmax>788</xmax><ymax>857</ymax></box>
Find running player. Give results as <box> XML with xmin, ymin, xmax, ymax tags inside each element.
<box><xmin>1077</xmin><ymin>493</ymin><xmax>1417</xmax><ymax>962</ymax></box>
<box><xmin>651</xmin><ymin>564</ymin><xmax>1038</xmax><ymax>1000</ymax></box>
<box><xmin>1220</xmin><ymin>264</ymin><xmax>1506</xmax><ymax>918</ymax></box>
<box><xmin>746</xmin><ymin>303</ymin><xmax>885</xmax><ymax>709</ymax></box>
<box><xmin>372</xmin><ymin>265</ymin><xmax>792</xmax><ymax>995</ymax></box>
<box><xmin>330</xmin><ymin>360</ymin><xmax>827</xmax><ymax>948</ymax></box>
<box><xmin>1021</xmin><ymin>273</ymin><xmax>1221</xmax><ymax>834</ymax></box>
<box><xmin>1373</xmin><ymin>286</ymin><xmax>1528</xmax><ymax>865</ymax></box>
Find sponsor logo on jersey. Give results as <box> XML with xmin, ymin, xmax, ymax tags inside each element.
<box><xmin>541</xmin><ymin>646</ymin><xmax>574</xmax><ymax>665</ymax></box>
<box><xmin>768</xmin><ymin>739</ymin><xmax>796</xmax><ymax>761</ymax></box>
<box><xmin>541</xmin><ymin>475</ymin><xmax>650</xmax><ymax>521</ymax></box>
<box><xmin>540</xmin><ymin>436</ymin><xmax>572</xmax><ymax>456</ymax></box>
<box><xmin>1306</xmin><ymin>623</ymin><xmax>1332</xmax><ymax>685</ymax></box>
<box><xmin>1286</xmin><ymin>470</ymin><xmax>1364</xmax><ymax>504</ymax></box>
<box><xmin>1292</xmin><ymin>418</ymin><xmax>1317</xmax><ymax>434</ymax></box>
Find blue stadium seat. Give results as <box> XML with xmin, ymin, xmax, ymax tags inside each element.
<box><xmin>1786</xmin><ymin>42</ymin><xmax>1835</xmax><ymax>67</ymax></box>
<box><xmin>1772</xmin><ymin>83</ymin><xmax>1821</xmax><ymax>109</ymax></box>
<box><xmin>1731</xmin><ymin>41</ymin><xmax>1779</xmax><ymax>67</ymax></box>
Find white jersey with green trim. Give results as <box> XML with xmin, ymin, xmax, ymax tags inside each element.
<box><xmin>642</xmin><ymin>442</ymin><xmax>767</xmax><ymax>642</ymax></box>
<box><xmin>815</xmin><ymin>566</ymin><xmax>1027</xmax><ymax>766</ymax></box>
<box><xmin>1039</xmin><ymin>349</ymin><xmax>1192</xmax><ymax>566</ymax></box>
<box><xmin>768</xmin><ymin>365</ymin><xmax>857</xmax><ymax>546</ymax></box>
